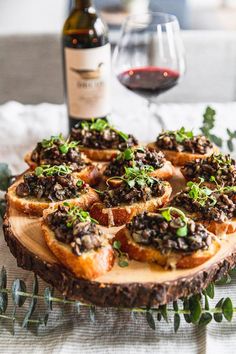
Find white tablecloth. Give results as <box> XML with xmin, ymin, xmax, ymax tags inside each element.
<box><xmin>0</xmin><ymin>101</ymin><xmax>236</xmax><ymax>354</ymax></box>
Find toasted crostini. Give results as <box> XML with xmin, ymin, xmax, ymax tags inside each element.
<box><xmin>147</xmin><ymin>127</ymin><xmax>217</xmax><ymax>166</ymax></box>
<box><xmin>69</xmin><ymin>118</ymin><xmax>138</xmax><ymax>162</ymax></box>
<box><xmin>172</xmin><ymin>179</ymin><xmax>236</xmax><ymax>236</ymax></box>
<box><xmin>181</xmin><ymin>153</ymin><xmax>236</xmax><ymax>187</ymax></box>
<box><xmin>42</xmin><ymin>204</ymin><xmax>114</xmax><ymax>279</ymax></box>
<box><xmin>7</xmin><ymin>165</ymin><xmax>99</xmax><ymax>216</ymax></box>
<box><xmin>90</xmin><ymin>166</ymin><xmax>172</xmax><ymax>226</ymax></box>
<box><xmin>115</xmin><ymin>209</ymin><xmax>220</xmax><ymax>269</ymax></box>
<box><xmin>103</xmin><ymin>146</ymin><xmax>173</xmax><ymax>187</ymax></box>
<box><xmin>24</xmin><ymin>134</ymin><xmax>101</xmax><ymax>186</ymax></box>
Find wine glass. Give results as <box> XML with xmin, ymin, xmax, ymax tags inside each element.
<box><xmin>113</xmin><ymin>12</ymin><xmax>186</xmax><ymax>133</ymax></box>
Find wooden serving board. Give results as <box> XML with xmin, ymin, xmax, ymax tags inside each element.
<box><xmin>3</xmin><ymin>169</ymin><xmax>236</xmax><ymax>308</ymax></box>
<box><xmin>3</xmin><ymin>205</ymin><xmax>236</xmax><ymax>308</ymax></box>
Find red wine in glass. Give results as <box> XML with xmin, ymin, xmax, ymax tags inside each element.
<box><xmin>118</xmin><ymin>66</ymin><xmax>180</xmax><ymax>98</ymax></box>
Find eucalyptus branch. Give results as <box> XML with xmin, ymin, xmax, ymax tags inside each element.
<box><xmin>0</xmin><ymin>266</ymin><xmax>235</xmax><ymax>334</ymax></box>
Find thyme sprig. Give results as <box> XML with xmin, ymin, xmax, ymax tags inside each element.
<box><xmin>35</xmin><ymin>164</ymin><xmax>72</xmax><ymax>177</ymax></box>
<box><xmin>81</xmin><ymin>118</ymin><xmax>129</xmax><ymax>142</ymax></box>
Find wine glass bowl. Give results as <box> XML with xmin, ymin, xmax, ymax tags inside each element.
<box><xmin>113</xmin><ymin>12</ymin><xmax>185</xmax><ymax>101</ymax></box>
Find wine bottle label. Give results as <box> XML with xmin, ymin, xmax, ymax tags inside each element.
<box><xmin>65</xmin><ymin>43</ymin><xmax>111</xmax><ymax>119</ymax></box>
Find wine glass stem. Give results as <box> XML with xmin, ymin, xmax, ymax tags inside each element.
<box><xmin>148</xmin><ymin>99</ymin><xmax>166</xmax><ymax>131</ymax></box>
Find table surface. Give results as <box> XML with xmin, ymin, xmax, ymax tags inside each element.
<box><xmin>0</xmin><ymin>101</ymin><xmax>236</xmax><ymax>354</ymax></box>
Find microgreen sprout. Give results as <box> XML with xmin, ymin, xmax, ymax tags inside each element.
<box><xmin>41</xmin><ymin>134</ymin><xmax>64</xmax><ymax>148</ymax></box>
<box><xmin>35</xmin><ymin>165</ymin><xmax>72</xmax><ymax>177</ymax></box>
<box><xmin>40</xmin><ymin>134</ymin><xmax>79</xmax><ymax>154</ymax></box>
<box><xmin>81</xmin><ymin>118</ymin><xmax>129</xmax><ymax>141</ymax></box>
<box><xmin>186</xmin><ymin>178</ymin><xmax>236</xmax><ymax>207</ymax></box>
<box><xmin>113</xmin><ymin>240</ymin><xmax>129</xmax><ymax>267</ymax></box>
<box><xmin>106</xmin><ymin>165</ymin><xmax>157</xmax><ymax>189</ymax></box>
<box><xmin>63</xmin><ymin>202</ymin><xmax>98</xmax><ymax>228</ymax></box>
<box><xmin>164</xmin><ymin>127</ymin><xmax>194</xmax><ymax>143</ymax></box>
<box><xmin>160</xmin><ymin>207</ymin><xmax>189</xmax><ymax>237</ymax></box>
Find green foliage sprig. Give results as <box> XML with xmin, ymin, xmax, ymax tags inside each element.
<box><xmin>107</xmin><ymin>165</ymin><xmax>157</xmax><ymax>189</ymax></box>
<box><xmin>81</xmin><ymin>118</ymin><xmax>129</xmax><ymax>141</ymax></box>
<box><xmin>41</xmin><ymin>134</ymin><xmax>79</xmax><ymax>155</ymax></box>
<box><xmin>0</xmin><ymin>267</ymin><xmax>235</xmax><ymax>334</ymax></box>
<box><xmin>35</xmin><ymin>164</ymin><xmax>72</xmax><ymax>177</ymax></box>
<box><xmin>200</xmin><ymin>106</ymin><xmax>223</xmax><ymax>147</ymax></box>
<box><xmin>160</xmin><ymin>207</ymin><xmax>188</xmax><ymax>237</ymax></box>
<box><xmin>62</xmin><ymin>202</ymin><xmax>98</xmax><ymax>228</ymax></box>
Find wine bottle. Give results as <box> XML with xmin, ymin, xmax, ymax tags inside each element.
<box><xmin>62</xmin><ymin>0</ymin><xmax>111</xmax><ymax>129</ymax></box>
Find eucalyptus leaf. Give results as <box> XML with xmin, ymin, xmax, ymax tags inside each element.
<box><xmin>44</xmin><ymin>287</ymin><xmax>53</xmax><ymax>312</ymax></box>
<box><xmin>89</xmin><ymin>306</ymin><xmax>96</xmax><ymax>323</ymax></box>
<box><xmin>0</xmin><ymin>293</ymin><xmax>8</xmax><ymax>314</ymax></box>
<box><xmin>189</xmin><ymin>296</ymin><xmax>202</xmax><ymax>323</ymax></box>
<box><xmin>215</xmin><ymin>274</ymin><xmax>232</xmax><ymax>286</ymax></box>
<box><xmin>205</xmin><ymin>283</ymin><xmax>215</xmax><ymax>299</ymax></box>
<box><xmin>173</xmin><ymin>301</ymin><xmax>179</xmax><ymax>312</ymax></box>
<box><xmin>22</xmin><ymin>295</ymin><xmax>37</xmax><ymax>329</ymax></box>
<box><xmin>12</xmin><ymin>279</ymin><xmax>27</xmax><ymax>307</ymax></box>
<box><xmin>174</xmin><ymin>313</ymin><xmax>180</xmax><ymax>333</ymax></box>
<box><xmin>183</xmin><ymin>299</ymin><xmax>192</xmax><ymax>323</ymax></box>
<box><xmin>146</xmin><ymin>311</ymin><xmax>156</xmax><ymax>330</ymax></box>
<box><xmin>198</xmin><ymin>313</ymin><xmax>212</xmax><ymax>326</ymax></box>
<box><xmin>0</xmin><ymin>266</ymin><xmax>7</xmax><ymax>289</ymax></box>
<box><xmin>157</xmin><ymin>312</ymin><xmax>162</xmax><ymax>321</ymax></box>
<box><xmin>214</xmin><ymin>313</ymin><xmax>223</xmax><ymax>323</ymax></box>
<box><xmin>159</xmin><ymin>304</ymin><xmax>168</xmax><ymax>323</ymax></box>
<box><xmin>222</xmin><ymin>298</ymin><xmax>233</xmax><ymax>322</ymax></box>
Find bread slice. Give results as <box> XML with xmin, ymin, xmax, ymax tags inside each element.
<box><xmin>90</xmin><ymin>184</ymin><xmax>172</xmax><ymax>227</ymax></box>
<box><xmin>24</xmin><ymin>152</ymin><xmax>101</xmax><ymax>186</ymax></box>
<box><xmin>7</xmin><ymin>174</ymin><xmax>100</xmax><ymax>216</ymax></box>
<box><xmin>179</xmin><ymin>210</ymin><xmax>236</xmax><ymax>237</ymax></box>
<box><xmin>79</xmin><ymin>147</ymin><xmax>120</xmax><ymax>162</ymax></box>
<box><xmin>104</xmin><ymin>161</ymin><xmax>173</xmax><ymax>188</ymax></box>
<box><xmin>147</xmin><ymin>142</ymin><xmax>218</xmax><ymax>166</ymax></box>
<box><xmin>115</xmin><ymin>227</ymin><xmax>220</xmax><ymax>269</ymax></box>
<box><xmin>41</xmin><ymin>209</ymin><xmax>114</xmax><ymax>279</ymax></box>
<box><xmin>200</xmin><ymin>218</ymin><xmax>236</xmax><ymax>236</ymax></box>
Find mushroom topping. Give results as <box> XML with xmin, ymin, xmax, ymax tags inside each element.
<box><xmin>101</xmin><ymin>166</ymin><xmax>167</xmax><ymax>207</ymax></box>
<box><xmin>70</xmin><ymin>118</ymin><xmax>138</xmax><ymax>150</ymax></box>
<box><xmin>104</xmin><ymin>147</ymin><xmax>165</xmax><ymax>178</ymax></box>
<box><xmin>172</xmin><ymin>179</ymin><xmax>236</xmax><ymax>223</ymax></box>
<box><xmin>31</xmin><ymin>134</ymin><xmax>87</xmax><ymax>171</ymax></box>
<box><xmin>45</xmin><ymin>204</ymin><xmax>105</xmax><ymax>256</ymax></box>
<box><xmin>16</xmin><ymin>165</ymin><xmax>87</xmax><ymax>202</ymax></box>
<box><xmin>127</xmin><ymin>208</ymin><xmax>212</xmax><ymax>253</ymax></box>
<box><xmin>156</xmin><ymin>128</ymin><xmax>213</xmax><ymax>154</ymax></box>
<box><xmin>181</xmin><ymin>153</ymin><xmax>236</xmax><ymax>186</ymax></box>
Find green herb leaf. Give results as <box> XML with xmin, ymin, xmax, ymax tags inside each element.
<box><xmin>176</xmin><ymin>224</ymin><xmax>188</xmax><ymax>237</ymax></box>
<box><xmin>113</xmin><ymin>240</ymin><xmax>121</xmax><ymax>250</ymax></box>
<box><xmin>118</xmin><ymin>259</ymin><xmax>129</xmax><ymax>268</ymax></box>
<box><xmin>198</xmin><ymin>312</ymin><xmax>212</xmax><ymax>326</ymax></box>
<box><xmin>161</xmin><ymin>209</ymin><xmax>172</xmax><ymax>222</ymax></box>
<box><xmin>159</xmin><ymin>305</ymin><xmax>168</xmax><ymax>323</ymax></box>
<box><xmin>189</xmin><ymin>296</ymin><xmax>202</xmax><ymax>323</ymax></box>
<box><xmin>123</xmin><ymin>148</ymin><xmax>134</xmax><ymax>161</ymax></box>
<box><xmin>11</xmin><ymin>279</ymin><xmax>27</xmax><ymax>307</ymax></box>
<box><xmin>0</xmin><ymin>293</ymin><xmax>8</xmax><ymax>314</ymax></box>
<box><xmin>174</xmin><ymin>313</ymin><xmax>181</xmax><ymax>333</ymax></box>
<box><xmin>35</xmin><ymin>165</ymin><xmax>72</xmax><ymax>177</ymax></box>
<box><xmin>146</xmin><ymin>311</ymin><xmax>156</xmax><ymax>330</ymax></box>
<box><xmin>205</xmin><ymin>283</ymin><xmax>215</xmax><ymax>299</ymax></box>
<box><xmin>222</xmin><ymin>297</ymin><xmax>233</xmax><ymax>322</ymax></box>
